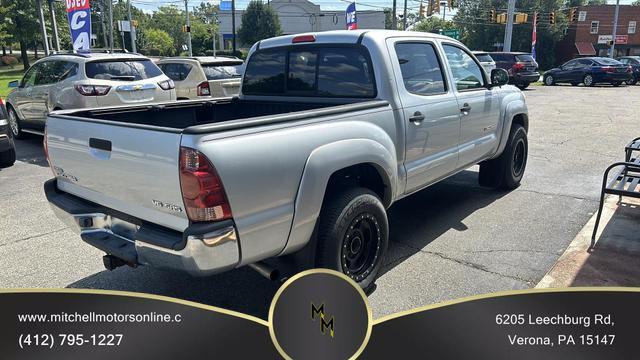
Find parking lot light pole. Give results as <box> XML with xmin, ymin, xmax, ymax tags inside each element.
<box><xmin>503</xmin><ymin>0</ymin><xmax>516</xmax><ymax>52</ymax></box>
<box><xmin>127</xmin><ymin>0</ymin><xmax>137</xmax><ymax>53</ymax></box>
<box><xmin>109</xmin><ymin>0</ymin><xmax>114</xmax><ymax>52</ymax></box>
<box><xmin>185</xmin><ymin>0</ymin><xmax>193</xmax><ymax>56</ymax></box>
<box><xmin>610</xmin><ymin>0</ymin><xmax>620</xmax><ymax>58</ymax></box>
<box><xmin>48</xmin><ymin>0</ymin><xmax>61</xmax><ymax>52</ymax></box>
<box><xmin>36</xmin><ymin>0</ymin><xmax>50</xmax><ymax>56</ymax></box>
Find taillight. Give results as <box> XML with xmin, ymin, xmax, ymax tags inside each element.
<box><xmin>512</xmin><ymin>62</ymin><xmax>526</xmax><ymax>71</ymax></box>
<box><xmin>158</xmin><ymin>79</ymin><xmax>175</xmax><ymax>90</ymax></box>
<box><xmin>292</xmin><ymin>34</ymin><xmax>316</xmax><ymax>43</ymax></box>
<box><xmin>179</xmin><ymin>147</ymin><xmax>232</xmax><ymax>222</ymax></box>
<box><xmin>75</xmin><ymin>84</ymin><xmax>111</xmax><ymax>96</ymax></box>
<box><xmin>197</xmin><ymin>81</ymin><xmax>211</xmax><ymax>96</ymax></box>
<box><xmin>602</xmin><ymin>66</ymin><xmax>615</xmax><ymax>73</ymax></box>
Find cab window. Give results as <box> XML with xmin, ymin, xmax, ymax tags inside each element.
<box><xmin>395</xmin><ymin>42</ymin><xmax>446</xmax><ymax>95</ymax></box>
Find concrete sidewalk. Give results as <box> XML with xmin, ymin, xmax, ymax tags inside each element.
<box><xmin>537</xmin><ymin>196</ymin><xmax>640</xmax><ymax>288</ymax></box>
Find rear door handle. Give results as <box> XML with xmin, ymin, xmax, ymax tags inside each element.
<box><xmin>460</xmin><ymin>103</ymin><xmax>472</xmax><ymax>114</ymax></box>
<box><xmin>409</xmin><ymin>111</ymin><xmax>425</xmax><ymax>123</ymax></box>
<box><xmin>89</xmin><ymin>138</ymin><xmax>112</xmax><ymax>152</ymax></box>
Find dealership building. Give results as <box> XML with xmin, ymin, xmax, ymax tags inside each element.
<box><xmin>557</xmin><ymin>5</ymin><xmax>640</xmax><ymax>63</ymax></box>
<box><xmin>217</xmin><ymin>0</ymin><xmax>386</xmax><ymax>49</ymax></box>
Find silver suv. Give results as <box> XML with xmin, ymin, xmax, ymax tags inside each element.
<box><xmin>6</xmin><ymin>52</ymin><xmax>176</xmax><ymax>138</ymax></box>
<box><xmin>157</xmin><ymin>56</ymin><xmax>243</xmax><ymax>99</ymax></box>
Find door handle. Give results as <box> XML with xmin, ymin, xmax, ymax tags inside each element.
<box><xmin>409</xmin><ymin>111</ymin><xmax>425</xmax><ymax>124</ymax></box>
<box><xmin>89</xmin><ymin>138</ymin><xmax>112</xmax><ymax>152</ymax></box>
<box><xmin>460</xmin><ymin>103</ymin><xmax>472</xmax><ymax>115</ymax></box>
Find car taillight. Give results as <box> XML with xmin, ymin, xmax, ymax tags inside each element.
<box><xmin>512</xmin><ymin>62</ymin><xmax>526</xmax><ymax>71</ymax></box>
<box><xmin>158</xmin><ymin>79</ymin><xmax>175</xmax><ymax>90</ymax></box>
<box><xmin>602</xmin><ymin>66</ymin><xmax>615</xmax><ymax>73</ymax></box>
<box><xmin>197</xmin><ymin>81</ymin><xmax>211</xmax><ymax>96</ymax></box>
<box><xmin>75</xmin><ymin>84</ymin><xmax>111</xmax><ymax>96</ymax></box>
<box><xmin>179</xmin><ymin>147</ymin><xmax>232</xmax><ymax>222</ymax></box>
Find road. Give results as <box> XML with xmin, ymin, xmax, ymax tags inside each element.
<box><xmin>1</xmin><ymin>84</ymin><xmax>638</xmax><ymax>319</ymax></box>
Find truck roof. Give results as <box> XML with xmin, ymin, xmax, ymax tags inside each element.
<box><xmin>257</xmin><ymin>29</ymin><xmax>458</xmax><ymax>50</ymax></box>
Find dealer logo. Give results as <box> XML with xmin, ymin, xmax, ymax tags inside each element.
<box><xmin>311</xmin><ymin>303</ymin><xmax>334</xmax><ymax>338</ymax></box>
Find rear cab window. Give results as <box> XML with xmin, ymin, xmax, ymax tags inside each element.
<box><xmin>85</xmin><ymin>59</ymin><xmax>163</xmax><ymax>81</ymax></box>
<box><xmin>202</xmin><ymin>61</ymin><xmax>244</xmax><ymax>80</ymax></box>
<box><xmin>243</xmin><ymin>45</ymin><xmax>376</xmax><ymax>98</ymax></box>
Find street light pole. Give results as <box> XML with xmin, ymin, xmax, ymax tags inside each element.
<box><xmin>48</xmin><ymin>0</ymin><xmax>61</xmax><ymax>52</ymax></box>
<box><xmin>392</xmin><ymin>0</ymin><xmax>397</xmax><ymax>30</ymax></box>
<box><xmin>127</xmin><ymin>0</ymin><xmax>137</xmax><ymax>52</ymax></box>
<box><xmin>109</xmin><ymin>0</ymin><xmax>114</xmax><ymax>52</ymax></box>
<box><xmin>184</xmin><ymin>0</ymin><xmax>193</xmax><ymax>56</ymax></box>
<box><xmin>403</xmin><ymin>0</ymin><xmax>407</xmax><ymax>30</ymax></box>
<box><xmin>503</xmin><ymin>0</ymin><xmax>516</xmax><ymax>52</ymax></box>
<box><xmin>232</xmin><ymin>0</ymin><xmax>237</xmax><ymax>54</ymax></box>
<box><xmin>36</xmin><ymin>0</ymin><xmax>50</xmax><ymax>56</ymax></box>
<box><xmin>610</xmin><ymin>0</ymin><xmax>620</xmax><ymax>58</ymax></box>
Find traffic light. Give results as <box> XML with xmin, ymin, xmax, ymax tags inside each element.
<box><xmin>489</xmin><ymin>9</ymin><xmax>496</xmax><ymax>22</ymax></box>
<box><xmin>515</xmin><ymin>13</ymin><xmax>528</xmax><ymax>24</ymax></box>
<box><xmin>570</xmin><ymin>7</ymin><xmax>577</xmax><ymax>22</ymax></box>
<box><xmin>535</xmin><ymin>12</ymin><xmax>541</xmax><ymax>24</ymax></box>
<box><xmin>549</xmin><ymin>11</ymin><xmax>555</xmax><ymax>25</ymax></box>
<box><xmin>131</xmin><ymin>20</ymin><xmax>139</xmax><ymax>28</ymax></box>
<box><xmin>497</xmin><ymin>13</ymin><xmax>507</xmax><ymax>24</ymax></box>
<box><xmin>182</xmin><ymin>25</ymin><xmax>191</xmax><ymax>33</ymax></box>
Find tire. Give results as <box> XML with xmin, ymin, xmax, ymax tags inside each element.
<box><xmin>626</xmin><ymin>78</ymin><xmax>637</xmax><ymax>85</ymax></box>
<box><xmin>0</xmin><ymin>147</ymin><xmax>16</xmax><ymax>168</ymax></box>
<box><xmin>583</xmin><ymin>74</ymin><xmax>595</xmax><ymax>87</ymax></box>
<box><xmin>612</xmin><ymin>81</ymin><xmax>621</xmax><ymax>87</ymax></box>
<box><xmin>571</xmin><ymin>82</ymin><xmax>579</xmax><ymax>86</ymax></box>
<box><xmin>316</xmin><ymin>187</ymin><xmax>389</xmax><ymax>290</ymax></box>
<box><xmin>516</xmin><ymin>82</ymin><xmax>530</xmax><ymax>90</ymax></box>
<box><xmin>7</xmin><ymin>106</ymin><xmax>25</xmax><ymax>139</ymax></box>
<box><xmin>479</xmin><ymin>124</ymin><xmax>528</xmax><ymax>190</ymax></box>
<box><xmin>544</xmin><ymin>75</ymin><xmax>555</xmax><ymax>86</ymax></box>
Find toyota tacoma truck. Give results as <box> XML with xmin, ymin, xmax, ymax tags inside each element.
<box><xmin>44</xmin><ymin>30</ymin><xmax>529</xmax><ymax>289</ymax></box>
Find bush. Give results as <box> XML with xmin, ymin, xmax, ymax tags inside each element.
<box><xmin>1</xmin><ymin>56</ymin><xmax>18</xmax><ymax>67</ymax></box>
<box><xmin>144</xmin><ymin>48</ymin><xmax>161</xmax><ymax>56</ymax></box>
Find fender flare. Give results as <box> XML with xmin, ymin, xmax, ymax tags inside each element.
<box><xmin>493</xmin><ymin>98</ymin><xmax>528</xmax><ymax>159</ymax></box>
<box><xmin>279</xmin><ymin>138</ymin><xmax>397</xmax><ymax>255</ymax></box>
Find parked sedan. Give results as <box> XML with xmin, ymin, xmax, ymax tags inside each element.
<box><xmin>0</xmin><ymin>97</ymin><xmax>16</xmax><ymax>168</ymax></box>
<box><xmin>472</xmin><ymin>51</ymin><xmax>496</xmax><ymax>75</ymax></box>
<box><xmin>616</xmin><ymin>56</ymin><xmax>640</xmax><ymax>85</ymax></box>
<box><xmin>543</xmin><ymin>57</ymin><xmax>632</xmax><ymax>87</ymax></box>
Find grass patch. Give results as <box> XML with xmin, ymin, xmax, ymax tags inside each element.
<box><xmin>0</xmin><ymin>68</ymin><xmax>24</xmax><ymax>99</ymax></box>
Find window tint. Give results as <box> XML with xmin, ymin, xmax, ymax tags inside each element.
<box><xmin>475</xmin><ymin>54</ymin><xmax>493</xmax><ymax>62</ymax></box>
<box><xmin>202</xmin><ymin>63</ymin><xmax>243</xmax><ymax>80</ymax></box>
<box><xmin>515</xmin><ymin>54</ymin><xmax>535</xmax><ymax>62</ymax></box>
<box><xmin>22</xmin><ymin>65</ymin><xmax>39</xmax><ymax>87</ymax></box>
<box><xmin>85</xmin><ymin>59</ymin><xmax>163</xmax><ymax>81</ymax></box>
<box><xmin>395</xmin><ymin>42</ymin><xmax>446</xmax><ymax>95</ymax></box>
<box><xmin>578</xmin><ymin>59</ymin><xmax>593</xmax><ymax>66</ymax></box>
<box><xmin>443</xmin><ymin>45</ymin><xmax>485</xmax><ymax>91</ymax></box>
<box><xmin>159</xmin><ymin>63</ymin><xmax>192</xmax><ymax>81</ymax></box>
<box><xmin>595</xmin><ymin>57</ymin><xmax>622</xmax><ymax>66</ymax></box>
<box><xmin>243</xmin><ymin>46</ymin><xmax>375</xmax><ymax>97</ymax></box>
<box><xmin>563</xmin><ymin>59</ymin><xmax>579</xmax><ymax>68</ymax></box>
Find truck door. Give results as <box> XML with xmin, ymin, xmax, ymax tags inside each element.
<box><xmin>441</xmin><ymin>43</ymin><xmax>501</xmax><ymax>168</ymax></box>
<box><xmin>388</xmin><ymin>40</ymin><xmax>462</xmax><ymax>193</ymax></box>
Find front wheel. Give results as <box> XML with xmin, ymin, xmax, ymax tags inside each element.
<box><xmin>612</xmin><ymin>81</ymin><xmax>622</xmax><ymax>87</ymax></box>
<box><xmin>544</xmin><ymin>75</ymin><xmax>555</xmax><ymax>86</ymax></box>
<box><xmin>0</xmin><ymin>147</ymin><xmax>16</xmax><ymax>168</ymax></box>
<box><xmin>479</xmin><ymin>124</ymin><xmax>528</xmax><ymax>189</ymax></box>
<box><xmin>316</xmin><ymin>188</ymin><xmax>389</xmax><ymax>290</ymax></box>
<box><xmin>7</xmin><ymin>107</ymin><xmax>25</xmax><ymax>139</ymax></box>
<box><xmin>626</xmin><ymin>78</ymin><xmax>638</xmax><ymax>85</ymax></box>
<box><xmin>583</xmin><ymin>74</ymin><xmax>595</xmax><ymax>87</ymax></box>
<box><xmin>516</xmin><ymin>82</ymin><xmax>530</xmax><ymax>90</ymax></box>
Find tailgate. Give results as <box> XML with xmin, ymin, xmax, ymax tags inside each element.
<box><xmin>46</xmin><ymin>115</ymin><xmax>188</xmax><ymax>231</ymax></box>
<box><xmin>209</xmin><ymin>79</ymin><xmax>241</xmax><ymax>98</ymax></box>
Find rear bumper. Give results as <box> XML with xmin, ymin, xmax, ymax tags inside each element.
<box><xmin>44</xmin><ymin>179</ymin><xmax>240</xmax><ymax>276</ymax></box>
<box><xmin>595</xmin><ymin>72</ymin><xmax>632</xmax><ymax>82</ymax></box>
<box><xmin>511</xmin><ymin>72</ymin><xmax>540</xmax><ymax>84</ymax></box>
<box><xmin>0</xmin><ymin>119</ymin><xmax>14</xmax><ymax>152</ymax></box>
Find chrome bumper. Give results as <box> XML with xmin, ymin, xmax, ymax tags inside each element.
<box><xmin>45</xmin><ymin>180</ymin><xmax>240</xmax><ymax>276</ymax></box>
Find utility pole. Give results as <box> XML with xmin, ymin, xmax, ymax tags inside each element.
<box><xmin>127</xmin><ymin>0</ymin><xmax>137</xmax><ymax>52</ymax></box>
<box><xmin>403</xmin><ymin>0</ymin><xmax>408</xmax><ymax>30</ymax></box>
<box><xmin>184</xmin><ymin>0</ymin><xmax>193</xmax><ymax>56</ymax></box>
<box><xmin>109</xmin><ymin>0</ymin><xmax>114</xmax><ymax>52</ymax></box>
<box><xmin>610</xmin><ymin>0</ymin><xmax>620</xmax><ymax>58</ymax></box>
<box><xmin>48</xmin><ymin>0</ymin><xmax>61</xmax><ymax>51</ymax></box>
<box><xmin>212</xmin><ymin>12</ymin><xmax>218</xmax><ymax>57</ymax></box>
<box><xmin>36</xmin><ymin>0</ymin><xmax>50</xmax><ymax>55</ymax></box>
<box><xmin>98</xmin><ymin>1</ymin><xmax>108</xmax><ymax>48</ymax></box>
<box><xmin>442</xmin><ymin>0</ymin><xmax>446</xmax><ymax>21</ymax></box>
<box><xmin>392</xmin><ymin>0</ymin><xmax>397</xmax><ymax>30</ymax></box>
<box><xmin>503</xmin><ymin>0</ymin><xmax>516</xmax><ymax>52</ymax></box>
<box><xmin>232</xmin><ymin>0</ymin><xmax>237</xmax><ymax>54</ymax></box>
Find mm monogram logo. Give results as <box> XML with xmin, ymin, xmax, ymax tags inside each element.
<box><xmin>311</xmin><ymin>303</ymin><xmax>335</xmax><ymax>338</ymax></box>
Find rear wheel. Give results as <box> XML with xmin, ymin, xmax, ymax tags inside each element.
<box><xmin>544</xmin><ymin>75</ymin><xmax>555</xmax><ymax>86</ymax></box>
<box><xmin>516</xmin><ymin>82</ymin><xmax>530</xmax><ymax>90</ymax></box>
<box><xmin>612</xmin><ymin>81</ymin><xmax>622</xmax><ymax>87</ymax></box>
<box><xmin>7</xmin><ymin>106</ymin><xmax>24</xmax><ymax>139</ymax></box>
<box><xmin>0</xmin><ymin>147</ymin><xmax>16</xmax><ymax>168</ymax></box>
<box><xmin>626</xmin><ymin>78</ymin><xmax>638</xmax><ymax>85</ymax></box>
<box><xmin>571</xmin><ymin>82</ymin><xmax>579</xmax><ymax>86</ymax></box>
<box><xmin>479</xmin><ymin>124</ymin><xmax>528</xmax><ymax>190</ymax></box>
<box><xmin>316</xmin><ymin>188</ymin><xmax>388</xmax><ymax>290</ymax></box>
<box><xmin>583</xmin><ymin>74</ymin><xmax>595</xmax><ymax>87</ymax></box>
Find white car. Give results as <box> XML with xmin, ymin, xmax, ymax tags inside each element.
<box><xmin>473</xmin><ymin>51</ymin><xmax>497</xmax><ymax>75</ymax></box>
<box><xmin>157</xmin><ymin>56</ymin><xmax>244</xmax><ymax>99</ymax></box>
<box><xmin>5</xmin><ymin>52</ymin><xmax>176</xmax><ymax>138</ymax></box>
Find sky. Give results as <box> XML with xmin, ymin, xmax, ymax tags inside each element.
<box><xmin>129</xmin><ymin>0</ymin><xmax>635</xmax><ymax>13</ymax></box>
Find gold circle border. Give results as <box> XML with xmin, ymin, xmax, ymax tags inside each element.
<box><xmin>267</xmin><ymin>269</ymin><xmax>373</xmax><ymax>360</ymax></box>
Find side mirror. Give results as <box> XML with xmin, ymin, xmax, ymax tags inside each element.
<box><xmin>490</xmin><ymin>68</ymin><xmax>509</xmax><ymax>87</ymax></box>
<box><xmin>8</xmin><ymin>80</ymin><xmax>19</xmax><ymax>88</ymax></box>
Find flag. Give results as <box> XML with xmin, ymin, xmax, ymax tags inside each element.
<box><xmin>65</xmin><ymin>0</ymin><xmax>92</xmax><ymax>51</ymax></box>
<box><xmin>531</xmin><ymin>12</ymin><xmax>537</xmax><ymax>61</ymax></box>
<box><xmin>346</xmin><ymin>2</ymin><xmax>357</xmax><ymax>30</ymax></box>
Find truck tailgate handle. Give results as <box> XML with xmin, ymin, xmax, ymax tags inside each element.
<box><xmin>89</xmin><ymin>138</ymin><xmax>112</xmax><ymax>152</ymax></box>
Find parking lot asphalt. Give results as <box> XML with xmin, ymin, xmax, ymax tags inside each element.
<box><xmin>1</xmin><ymin>84</ymin><xmax>638</xmax><ymax>320</ymax></box>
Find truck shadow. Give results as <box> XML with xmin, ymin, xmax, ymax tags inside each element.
<box><xmin>67</xmin><ymin>169</ymin><xmax>509</xmax><ymax>320</ymax></box>
<box><xmin>13</xmin><ymin>136</ymin><xmax>49</xmax><ymax>167</ymax></box>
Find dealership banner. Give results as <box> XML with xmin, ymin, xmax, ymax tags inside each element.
<box><xmin>65</xmin><ymin>0</ymin><xmax>92</xmax><ymax>51</ymax></box>
<box><xmin>346</xmin><ymin>2</ymin><xmax>357</xmax><ymax>30</ymax></box>
<box><xmin>2</xmin><ymin>270</ymin><xmax>640</xmax><ymax>359</ymax></box>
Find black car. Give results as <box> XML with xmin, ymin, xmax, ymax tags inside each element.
<box><xmin>0</xmin><ymin>97</ymin><xmax>16</xmax><ymax>168</ymax></box>
<box><xmin>489</xmin><ymin>52</ymin><xmax>540</xmax><ymax>90</ymax></box>
<box><xmin>543</xmin><ymin>57</ymin><xmax>632</xmax><ymax>87</ymax></box>
<box><xmin>616</xmin><ymin>56</ymin><xmax>640</xmax><ymax>85</ymax></box>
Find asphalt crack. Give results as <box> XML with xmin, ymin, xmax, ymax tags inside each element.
<box><xmin>0</xmin><ymin>227</ymin><xmax>69</xmax><ymax>248</ymax></box>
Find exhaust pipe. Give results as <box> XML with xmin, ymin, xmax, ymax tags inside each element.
<box><xmin>249</xmin><ymin>262</ymin><xmax>280</xmax><ymax>281</ymax></box>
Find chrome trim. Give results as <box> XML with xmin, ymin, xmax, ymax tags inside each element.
<box><xmin>0</xmin><ymin>119</ymin><xmax>7</xmax><ymax>126</ymax></box>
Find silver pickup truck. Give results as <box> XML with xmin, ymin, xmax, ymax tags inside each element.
<box><xmin>44</xmin><ymin>30</ymin><xmax>529</xmax><ymax>289</ymax></box>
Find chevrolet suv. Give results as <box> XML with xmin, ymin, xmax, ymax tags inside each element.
<box><xmin>6</xmin><ymin>52</ymin><xmax>176</xmax><ymax>138</ymax></box>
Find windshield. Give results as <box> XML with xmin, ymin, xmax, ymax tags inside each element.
<box><xmin>85</xmin><ymin>59</ymin><xmax>163</xmax><ymax>81</ymax></box>
<box><xmin>202</xmin><ymin>63</ymin><xmax>244</xmax><ymax>80</ymax></box>
<box><xmin>475</xmin><ymin>54</ymin><xmax>493</xmax><ymax>63</ymax></box>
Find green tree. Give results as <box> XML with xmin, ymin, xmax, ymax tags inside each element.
<box><xmin>3</xmin><ymin>0</ymin><xmax>40</xmax><ymax>69</ymax></box>
<box><xmin>237</xmin><ymin>1</ymin><xmax>282</xmax><ymax>47</ymax></box>
<box><xmin>144</xmin><ymin>28</ymin><xmax>174</xmax><ymax>56</ymax></box>
<box><xmin>412</xmin><ymin>16</ymin><xmax>455</xmax><ymax>33</ymax></box>
<box><xmin>150</xmin><ymin>5</ymin><xmax>186</xmax><ymax>55</ymax></box>
<box><xmin>587</xmin><ymin>0</ymin><xmax>606</xmax><ymax>5</ymax></box>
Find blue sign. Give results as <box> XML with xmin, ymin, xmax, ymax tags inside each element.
<box><xmin>65</xmin><ymin>0</ymin><xmax>92</xmax><ymax>51</ymax></box>
<box><xmin>220</xmin><ymin>1</ymin><xmax>232</xmax><ymax>11</ymax></box>
<box><xmin>346</xmin><ymin>2</ymin><xmax>357</xmax><ymax>30</ymax></box>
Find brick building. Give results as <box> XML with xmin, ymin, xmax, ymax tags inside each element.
<box><xmin>556</xmin><ymin>5</ymin><xmax>640</xmax><ymax>64</ymax></box>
